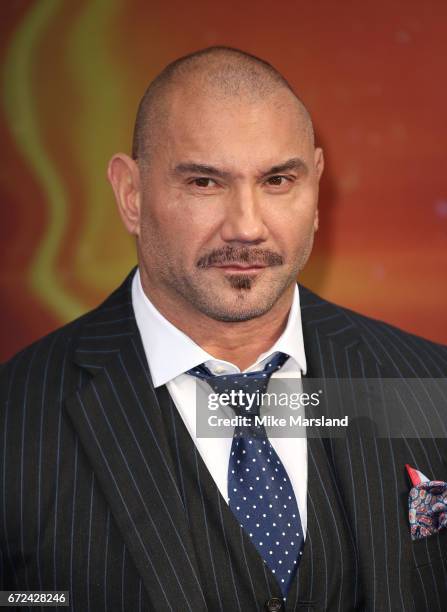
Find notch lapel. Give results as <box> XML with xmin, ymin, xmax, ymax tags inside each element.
<box><xmin>298</xmin><ymin>284</ymin><xmax>415</xmax><ymax>611</ymax></box>
<box><xmin>64</xmin><ymin>273</ymin><xmax>207</xmax><ymax>611</ymax></box>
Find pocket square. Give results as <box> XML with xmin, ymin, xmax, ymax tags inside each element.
<box><xmin>406</xmin><ymin>464</ymin><xmax>447</xmax><ymax>540</ymax></box>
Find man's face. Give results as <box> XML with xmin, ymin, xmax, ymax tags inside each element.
<box><xmin>136</xmin><ymin>87</ymin><xmax>323</xmax><ymax>322</ymax></box>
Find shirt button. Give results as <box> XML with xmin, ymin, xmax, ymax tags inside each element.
<box><xmin>264</xmin><ymin>598</ymin><xmax>284</xmax><ymax>612</ymax></box>
<box><xmin>214</xmin><ymin>365</ymin><xmax>227</xmax><ymax>374</ymax></box>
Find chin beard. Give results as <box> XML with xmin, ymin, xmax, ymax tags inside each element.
<box><xmin>192</xmin><ymin>278</ymin><xmax>291</xmax><ymax>322</ymax></box>
<box><xmin>226</xmin><ymin>273</ymin><xmax>255</xmax><ymax>291</ymax></box>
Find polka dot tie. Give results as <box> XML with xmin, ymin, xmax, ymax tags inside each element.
<box><xmin>187</xmin><ymin>352</ymin><xmax>304</xmax><ymax>597</ymax></box>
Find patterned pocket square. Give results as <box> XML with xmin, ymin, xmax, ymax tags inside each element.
<box><xmin>406</xmin><ymin>464</ymin><xmax>447</xmax><ymax>540</ymax></box>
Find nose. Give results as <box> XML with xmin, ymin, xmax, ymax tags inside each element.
<box><xmin>219</xmin><ymin>185</ymin><xmax>268</xmax><ymax>244</ymax></box>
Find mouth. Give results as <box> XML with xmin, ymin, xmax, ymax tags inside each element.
<box><xmin>211</xmin><ymin>264</ymin><xmax>268</xmax><ymax>273</ymax></box>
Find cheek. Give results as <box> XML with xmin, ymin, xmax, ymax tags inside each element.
<box><xmin>139</xmin><ymin>196</ymin><xmax>219</xmax><ymax>262</ymax></box>
<box><xmin>271</xmin><ymin>200</ymin><xmax>317</xmax><ymax>251</ymax></box>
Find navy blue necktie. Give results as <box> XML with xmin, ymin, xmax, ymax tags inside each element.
<box><xmin>187</xmin><ymin>352</ymin><xmax>304</xmax><ymax>597</ymax></box>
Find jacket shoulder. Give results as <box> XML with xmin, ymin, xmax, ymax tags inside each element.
<box><xmin>1</xmin><ymin>270</ymin><xmax>135</xmax><ymax>386</ymax></box>
<box><xmin>299</xmin><ymin>284</ymin><xmax>447</xmax><ymax>376</ymax></box>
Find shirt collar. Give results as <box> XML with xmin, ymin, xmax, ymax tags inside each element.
<box><xmin>132</xmin><ymin>268</ymin><xmax>307</xmax><ymax>387</ymax></box>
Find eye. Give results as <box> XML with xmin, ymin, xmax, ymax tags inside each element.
<box><xmin>266</xmin><ymin>175</ymin><xmax>290</xmax><ymax>186</ymax></box>
<box><xmin>190</xmin><ymin>177</ymin><xmax>218</xmax><ymax>188</ymax></box>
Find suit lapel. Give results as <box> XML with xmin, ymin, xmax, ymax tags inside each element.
<box><xmin>289</xmin><ymin>287</ymin><xmax>363</xmax><ymax>608</ymax></box>
<box><xmin>298</xmin><ymin>284</ymin><xmax>416</xmax><ymax>611</ymax></box>
<box><xmin>64</xmin><ymin>272</ymin><xmax>207</xmax><ymax>611</ymax></box>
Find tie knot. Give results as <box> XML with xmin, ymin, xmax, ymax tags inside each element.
<box><xmin>186</xmin><ymin>352</ymin><xmax>289</xmax><ymax>417</ymax></box>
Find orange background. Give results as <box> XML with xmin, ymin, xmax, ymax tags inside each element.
<box><xmin>1</xmin><ymin>0</ymin><xmax>446</xmax><ymax>361</ymax></box>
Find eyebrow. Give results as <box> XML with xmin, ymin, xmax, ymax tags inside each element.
<box><xmin>172</xmin><ymin>163</ymin><xmax>231</xmax><ymax>180</ymax></box>
<box><xmin>263</xmin><ymin>157</ymin><xmax>308</xmax><ymax>178</ymax></box>
<box><xmin>171</xmin><ymin>157</ymin><xmax>308</xmax><ymax>181</ymax></box>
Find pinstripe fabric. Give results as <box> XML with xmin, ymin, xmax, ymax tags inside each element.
<box><xmin>1</xmin><ymin>270</ymin><xmax>446</xmax><ymax>611</ymax></box>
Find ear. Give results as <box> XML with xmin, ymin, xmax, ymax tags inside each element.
<box><xmin>314</xmin><ymin>147</ymin><xmax>324</xmax><ymax>181</ymax></box>
<box><xmin>107</xmin><ymin>153</ymin><xmax>142</xmax><ymax>236</ymax></box>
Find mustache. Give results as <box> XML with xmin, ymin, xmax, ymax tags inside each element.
<box><xmin>197</xmin><ymin>246</ymin><xmax>284</xmax><ymax>268</ymax></box>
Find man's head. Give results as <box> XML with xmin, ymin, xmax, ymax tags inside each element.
<box><xmin>108</xmin><ymin>46</ymin><xmax>324</xmax><ymax>323</ymax></box>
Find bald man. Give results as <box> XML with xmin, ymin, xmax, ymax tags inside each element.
<box><xmin>1</xmin><ymin>47</ymin><xmax>446</xmax><ymax>612</ymax></box>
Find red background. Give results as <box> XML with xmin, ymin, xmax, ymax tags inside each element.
<box><xmin>1</xmin><ymin>0</ymin><xmax>446</xmax><ymax>361</ymax></box>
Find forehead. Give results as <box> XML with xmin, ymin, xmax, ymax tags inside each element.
<box><xmin>157</xmin><ymin>86</ymin><xmax>313</xmax><ymax>171</ymax></box>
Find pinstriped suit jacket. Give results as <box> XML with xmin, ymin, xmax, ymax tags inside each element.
<box><xmin>1</xmin><ymin>269</ymin><xmax>447</xmax><ymax>611</ymax></box>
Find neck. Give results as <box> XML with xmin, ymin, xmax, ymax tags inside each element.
<box><xmin>139</xmin><ymin>273</ymin><xmax>294</xmax><ymax>371</ymax></box>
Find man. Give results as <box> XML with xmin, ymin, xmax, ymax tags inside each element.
<box><xmin>1</xmin><ymin>47</ymin><xmax>446</xmax><ymax>612</ymax></box>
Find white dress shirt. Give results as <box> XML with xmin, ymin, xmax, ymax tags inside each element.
<box><xmin>132</xmin><ymin>268</ymin><xmax>308</xmax><ymax>536</ymax></box>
